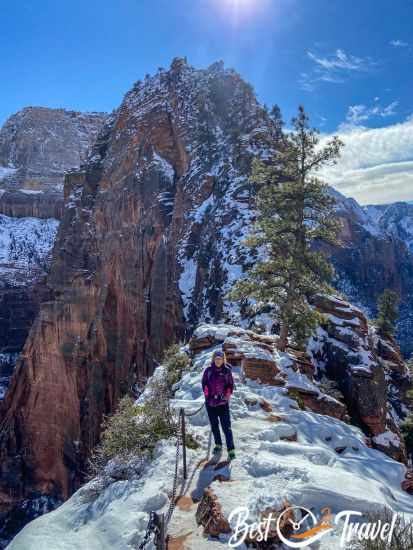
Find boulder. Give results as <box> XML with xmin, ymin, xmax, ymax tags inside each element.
<box><xmin>241</xmin><ymin>357</ymin><xmax>280</xmax><ymax>386</ymax></box>
<box><xmin>288</xmin><ymin>349</ymin><xmax>315</xmax><ymax>379</ymax></box>
<box><xmin>402</xmin><ymin>470</ymin><xmax>413</xmax><ymax>493</ymax></box>
<box><xmin>287</xmin><ymin>387</ymin><xmax>349</xmax><ymax>422</ymax></box>
<box><xmin>243</xmin><ymin>502</ymin><xmax>294</xmax><ymax>546</ymax></box>
<box><xmin>196</xmin><ymin>487</ymin><xmax>231</xmax><ymax>537</ymax></box>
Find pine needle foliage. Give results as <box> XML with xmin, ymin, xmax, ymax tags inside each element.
<box><xmin>228</xmin><ymin>105</ymin><xmax>344</xmax><ymax>350</ymax></box>
<box><xmin>376</xmin><ymin>289</ymin><xmax>400</xmax><ymax>338</ymax></box>
<box><xmin>89</xmin><ymin>344</ymin><xmax>190</xmax><ymax>474</ymax></box>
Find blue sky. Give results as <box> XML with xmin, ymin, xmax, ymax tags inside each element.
<box><xmin>1</xmin><ymin>0</ymin><xmax>413</xmax><ymax>203</ymax></box>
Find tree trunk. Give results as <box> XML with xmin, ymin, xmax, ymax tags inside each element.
<box><xmin>278</xmin><ymin>320</ymin><xmax>289</xmax><ymax>351</ymax></box>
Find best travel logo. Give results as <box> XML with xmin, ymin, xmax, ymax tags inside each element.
<box><xmin>227</xmin><ymin>505</ymin><xmax>398</xmax><ymax>548</ymax></box>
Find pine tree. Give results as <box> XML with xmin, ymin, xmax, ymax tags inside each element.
<box><xmin>376</xmin><ymin>289</ymin><xmax>400</xmax><ymax>338</ymax></box>
<box><xmin>228</xmin><ymin>106</ymin><xmax>343</xmax><ymax>351</ymax></box>
<box><xmin>269</xmin><ymin>104</ymin><xmax>284</xmax><ymax>144</ymax></box>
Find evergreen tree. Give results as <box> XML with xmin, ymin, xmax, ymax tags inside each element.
<box><xmin>376</xmin><ymin>289</ymin><xmax>400</xmax><ymax>338</ymax></box>
<box><xmin>269</xmin><ymin>104</ymin><xmax>284</xmax><ymax>144</ymax></box>
<box><xmin>228</xmin><ymin>106</ymin><xmax>343</xmax><ymax>351</ymax></box>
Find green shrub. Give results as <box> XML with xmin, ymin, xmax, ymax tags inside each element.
<box><xmin>376</xmin><ymin>289</ymin><xmax>400</xmax><ymax>338</ymax></box>
<box><xmin>162</xmin><ymin>343</ymin><xmax>190</xmax><ymax>391</ymax></box>
<box><xmin>288</xmin><ymin>389</ymin><xmax>306</xmax><ymax>410</ymax></box>
<box><xmin>185</xmin><ymin>433</ymin><xmax>201</xmax><ymax>450</ymax></box>
<box><xmin>401</xmin><ymin>414</ymin><xmax>413</xmax><ymax>461</ymax></box>
<box><xmin>89</xmin><ymin>344</ymin><xmax>191</xmax><ymax>476</ymax></box>
<box><xmin>89</xmin><ymin>385</ymin><xmax>178</xmax><ymax>475</ymax></box>
<box><xmin>349</xmin><ymin>507</ymin><xmax>413</xmax><ymax>550</ymax></box>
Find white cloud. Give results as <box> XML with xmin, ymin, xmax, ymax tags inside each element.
<box><xmin>300</xmin><ymin>49</ymin><xmax>376</xmax><ymax>91</ymax></box>
<box><xmin>307</xmin><ymin>49</ymin><xmax>370</xmax><ymax>71</ymax></box>
<box><xmin>390</xmin><ymin>39</ymin><xmax>408</xmax><ymax>47</ymax></box>
<box><xmin>319</xmin><ymin>115</ymin><xmax>413</xmax><ymax>204</ymax></box>
<box><xmin>299</xmin><ymin>71</ymin><xmax>343</xmax><ymax>91</ymax></box>
<box><xmin>345</xmin><ymin>101</ymin><xmax>398</xmax><ymax>125</ymax></box>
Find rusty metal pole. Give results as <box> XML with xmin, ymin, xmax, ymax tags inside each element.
<box><xmin>180</xmin><ymin>408</ymin><xmax>187</xmax><ymax>480</ymax></box>
<box><xmin>153</xmin><ymin>512</ymin><xmax>166</xmax><ymax>550</ymax></box>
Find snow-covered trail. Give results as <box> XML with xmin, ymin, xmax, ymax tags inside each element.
<box><xmin>167</xmin><ymin>341</ymin><xmax>413</xmax><ymax>548</ymax></box>
<box><xmin>7</xmin><ymin>325</ymin><xmax>413</xmax><ymax>550</ymax></box>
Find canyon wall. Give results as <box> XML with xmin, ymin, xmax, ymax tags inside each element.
<box><xmin>0</xmin><ymin>60</ymin><xmax>412</xmax><ymax>540</ymax></box>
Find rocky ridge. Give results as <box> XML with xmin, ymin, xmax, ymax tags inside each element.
<box><xmin>365</xmin><ymin>201</ymin><xmax>413</xmax><ymax>254</ymax></box>
<box><xmin>0</xmin><ymin>108</ymin><xmax>107</xmax><ymax>403</ymax></box>
<box><xmin>0</xmin><ymin>107</ymin><xmax>107</xmax><ymax>219</ymax></box>
<box><xmin>1</xmin><ymin>59</ymin><xmax>413</xmax><ymax>544</ymax></box>
<box><xmin>0</xmin><ymin>58</ymin><xmax>272</xmax><ymax>528</ymax></box>
<box><xmin>7</xmin><ymin>325</ymin><xmax>413</xmax><ymax>550</ymax></box>
<box><xmin>329</xmin><ymin>190</ymin><xmax>413</xmax><ymax>357</ymax></box>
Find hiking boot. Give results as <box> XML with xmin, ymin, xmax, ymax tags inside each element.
<box><xmin>213</xmin><ymin>445</ymin><xmax>222</xmax><ymax>455</ymax></box>
<box><xmin>228</xmin><ymin>449</ymin><xmax>236</xmax><ymax>461</ymax></box>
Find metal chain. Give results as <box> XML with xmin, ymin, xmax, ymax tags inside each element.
<box><xmin>206</xmin><ymin>428</ymin><xmax>212</xmax><ymax>460</ymax></box>
<box><xmin>137</xmin><ymin>511</ymin><xmax>158</xmax><ymax>550</ymax></box>
<box><xmin>183</xmin><ymin>401</ymin><xmax>205</xmax><ymax>417</ymax></box>
<box><xmin>138</xmin><ymin>405</ymin><xmax>209</xmax><ymax>546</ymax></box>
<box><xmin>165</xmin><ymin>426</ymin><xmax>181</xmax><ymax>525</ymax></box>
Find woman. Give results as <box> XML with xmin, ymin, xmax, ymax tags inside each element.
<box><xmin>202</xmin><ymin>350</ymin><xmax>236</xmax><ymax>461</ymax></box>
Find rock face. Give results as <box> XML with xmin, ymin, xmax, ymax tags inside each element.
<box><xmin>0</xmin><ymin>107</ymin><xmax>107</xmax><ymax>219</ymax></box>
<box><xmin>0</xmin><ymin>59</ymin><xmax>274</xmax><ymax>522</ymax></box>
<box><xmin>365</xmin><ymin>201</ymin><xmax>413</xmax><ymax>254</ymax></box>
<box><xmin>0</xmin><ymin>109</ymin><xmax>105</xmax><ymax>404</ymax></box>
<box><xmin>0</xmin><ymin>214</ymin><xmax>59</xmax><ymax>400</ymax></box>
<box><xmin>328</xmin><ymin>190</ymin><xmax>413</xmax><ymax>357</ymax></box>
<box><xmin>196</xmin><ymin>487</ymin><xmax>232</xmax><ymax>536</ymax></box>
<box><xmin>308</xmin><ymin>293</ymin><xmax>411</xmax><ymax>462</ymax></box>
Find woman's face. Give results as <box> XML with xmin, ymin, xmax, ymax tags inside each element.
<box><xmin>214</xmin><ymin>355</ymin><xmax>224</xmax><ymax>367</ymax></box>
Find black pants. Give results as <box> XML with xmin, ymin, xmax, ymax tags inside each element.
<box><xmin>206</xmin><ymin>402</ymin><xmax>235</xmax><ymax>451</ymax></box>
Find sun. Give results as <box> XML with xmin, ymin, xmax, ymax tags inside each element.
<box><xmin>227</xmin><ymin>0</ymin><xmax>253</xmax><ymax>8</ymax></box>
<box><xmin>214</xmin><ymin>0</ymin><xmax>269</xmax><ymax>25</ymax></box>
<box><xmin>223</xmin><ymin>0</ymin><xmax>258</xmax><ymax>18</ymax></box>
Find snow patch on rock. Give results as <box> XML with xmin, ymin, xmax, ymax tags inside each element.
<box><xmin>0</xmin><ymin>213</ymin><xmax>59</xmax><ymax>286</ymax></box>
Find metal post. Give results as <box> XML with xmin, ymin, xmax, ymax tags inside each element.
<box><xmin>153</xmin><ymin>512</ymin><xmax>166</xmax><ymax>550</ymax></box>
<box><xmin>180</xmin><ymin>408</ymin><xmax>187</xmax><ymax>480</ymax></box>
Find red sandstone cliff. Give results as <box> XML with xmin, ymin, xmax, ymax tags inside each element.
<box><xmin>1</xmin><ymin>59</ymin><xmax>412</xmax><ymax>536</ymax></box>
<box><xmin>0</xmin><ymin>108</ymin><xmax>107</xmax><ymax>406</ymax></box>
<box><xmin>0</xmin><ymin>59</ymin><xmax>269</xmax><ymax>514</ymax></box>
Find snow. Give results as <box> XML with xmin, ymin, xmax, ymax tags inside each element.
<box><xmin>9</xmin><ymin>324</ymin><xmax>413</xmax><ymax>550</ymax></box>
<box><xmin>192</xmin><ymin>194</ymin><xmax>214</xmax><ymax>224</ymax></box>
<box><xmin>178</xmin><ymin>257</ymin><xmax>197</xmax><ymax>317</ymax></box>
<box><xmin>152</xmin><ymin>151</ymin><xmax>174</xmax><ymax>181</ymax></box>
<box><xmin>373</xmin><ymin>430</ymin><xmax>401</xmax><ymax>449</ymax></box>
<box><xmin>364</xmin><ymin>202</ymin><xmax>413</xmax><ymax>253</ymax></box>
<box><xmin>332</xmin><ymin>193</ymin><xmax>386</xmax><ymax>240</ymax></box>
<box><xmin>0</xmin><ymin>352</ymin><xmax>19</xmax><ymax>400</ymax></box>
<box><xmin>18</xmin><ymin>189</ymin><xmax>44</xmax><ymax>195</ymax></box>
<box><xmin>0</xmin><ymin>166</ymin><xmax>17</xmax><ymax>180</ymax></box>
<box><xmin>0</xmin><ymin>214</ymin><xmax>59</xmax><ymax>286</ymax></box>
<box><xmin>0</xmin><ymin>382</ymin><xmax>7</xmax><ymax>400</ymax></box>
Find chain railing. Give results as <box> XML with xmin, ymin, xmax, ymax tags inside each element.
<box><xmin>137</xmin><ymin>511</ymin><xmax>158</xmax><ymax>550</ymax></box>
<box><xmin>165</xmin><ymin>428</ymin><xmax>182</xmax><ymax>525</ymax></box>
<box><xmin>137</xmin><ymin>401</ymin><xmax>206</xmax><ymax>549</ymax></box>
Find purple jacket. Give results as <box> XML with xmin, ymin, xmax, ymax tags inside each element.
<box><xmin>202</xmin><ymin>363</ymin><xmax>234</xmax><ymax>407</ymax></box>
